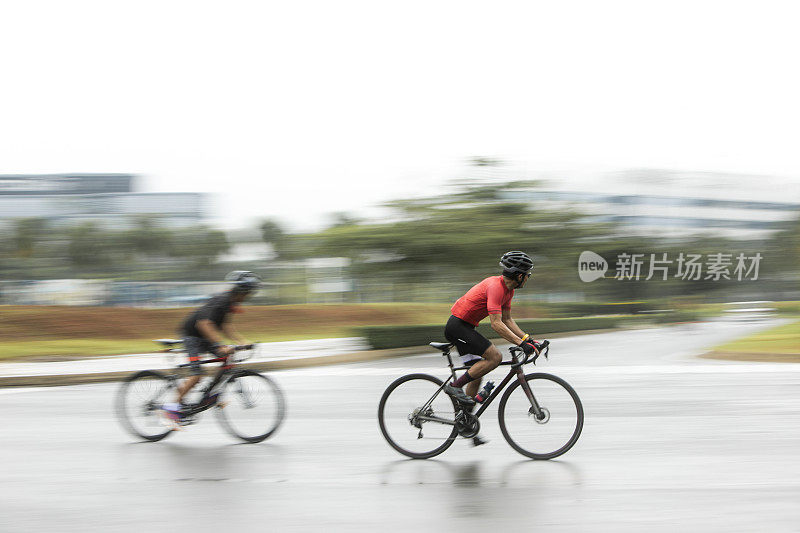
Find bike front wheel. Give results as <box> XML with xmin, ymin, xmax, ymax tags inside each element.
<box><xmin>215</xmin><ymin>370</ymin><xmax>286</xmax><ymax>443</ymax></box>
<box><xmin>498</xmin><ymin>372</ymin><xmax>583</xmax><ymax>460</ymax></box>
<box><xmin>116</xmin><ymin>370</ymin><xmax>176</xmax><ymax>442</ymax></box>
<box><xmin>378</xmin><ymin>373</ymin><xmax>459</xmax><ymax>459</ymax></box>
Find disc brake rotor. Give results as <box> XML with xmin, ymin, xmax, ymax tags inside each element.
<box><xmin>529</xmin><ymin>406</ymin><xmax>550</xmax><ymax>424</ymax></box>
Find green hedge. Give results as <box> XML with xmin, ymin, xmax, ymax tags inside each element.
<box><xmin>651</xmin><ymin>310</ymin><xmax>701</xmax><ymax>323</ymax></box>
<box><xmin>552</xmin><ymin>301</ymin><xmax>656</xmax><ymax>317</ymax></box>
<box><xmin>353</xmin><ymin>316</ymin><xmax>624</xmax><ymax>350</ymax></box>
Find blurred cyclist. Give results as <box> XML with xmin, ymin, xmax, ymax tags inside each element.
<box><xmin>162</xmin><ymin>271</ymin><xmax>260</xmax><ymax>423</ymax></box>
<box><xmin>443</xmin><ymin>251</ymin><xmax>543</xmax><ymax>445</ymax></box>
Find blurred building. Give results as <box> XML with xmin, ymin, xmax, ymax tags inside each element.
<box><xmin>502</xmin><ymin>169</ymin><xmax>800</xmax><ymax>240</ymax></box>
<box><xmin>0</xmin><ymin>173</ymin><xmax>205</xmax><ymax>229</ymax></box>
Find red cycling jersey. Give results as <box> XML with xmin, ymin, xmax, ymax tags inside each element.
<box><xmin>451</xmin><ymin>275</ymin><xmax>514</xmax><ymax>326</ymax></box>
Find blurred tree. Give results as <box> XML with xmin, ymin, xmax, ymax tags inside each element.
<box><xmin>259</xmin><ymin>218</ymin><xmax>287</xmax><ymax>259</ymax></box>
<box><xmin>295</xmin><ymin>184</ymin><xmax>614</xmax><ymax>295</ymax></box>
<box><xmin>123</xmin><ymin>217</ymin><xmax>173</xmax><ymax>256</ymax></box>
<box><xmin>329</xmin><ymin>212</ymin><xmax>360</xmax><ymax>227</ymax></box>
<box><xmin>787</xmin><ymin>214</ymin><xmax>800</xmax><ymax>268</ymax></box>
<box><xmin>170</xmin><ymin>226</ymin><xmax>230</xmax><ymax>268</ymax></box>
<box><xmin>67</xmin><ymin>223</ymin><xmax>116</xmax><ymax>268</ymax></box>
<box><xmin>470</xmin><ymin>157</ymin><xmax>504</xmax><ymax>167</ymax></box>
<box><xmin>767</xmin><ymin>211</ymin><xmax>800</xmax><ymax>274</ymax></box>
<box><xmin>13</xmin><ymin>218</ymin><xmax>47</xmax><ymax>258</ymax></box>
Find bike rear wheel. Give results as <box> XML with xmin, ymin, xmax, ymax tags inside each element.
<box><xmin>378</xmin><ymin>373</ymin><xmax>459</xmax><ymax>459</ymax></box>
<box><xmin>116</xmin><ymin>370</ymin><xmax>176</xmax><ymax>442</ymax></box>
<box><xmin>215</xmin><ymin>370</ymin><xmax>285</xmax><ymax>443</ymax></box>
<box><xmin>498</xmin><ymin>372</ymin><xmax>583</xmax><ymax>460</ymax></box>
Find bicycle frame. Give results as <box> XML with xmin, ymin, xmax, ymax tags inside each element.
<box><xmin>151</xmin><ymin>349</ymin><xmax>246</xmax><ymax>417</ymax></box>
<box><xmin>415</xmin><ymin>345</ymin><xmax>546</xmax><ymax>426</ymax></box>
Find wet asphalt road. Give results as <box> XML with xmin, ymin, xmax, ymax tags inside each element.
<box><xmin>2</xmin><ymin>319</ymin><xmax>799</xmax><ymax>532</ymax></box>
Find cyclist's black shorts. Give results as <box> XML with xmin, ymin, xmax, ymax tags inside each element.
<box><xmin>183</xmin><ymin>336</ymin><xmax>213</xmax><ymax>376</ymax></box>
<box><xmin>444</xmin><ymin>315</ymin><xmax>492</xmax><ymax>359</ymax></box>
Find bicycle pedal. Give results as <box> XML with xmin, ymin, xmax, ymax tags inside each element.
<box><xmin>471</xmin><ymin>436</ymin><xmax>488</xmax><ymax>447</ymax></box>
<box><xmin>162</xmin><ymin>415</ymin><xmax>184</xmax><ymax>431</ymax></box>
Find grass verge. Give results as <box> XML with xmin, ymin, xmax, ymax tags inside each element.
<box><xmin>702</xmin><ymin>320</ymin><xmax>800</xmax><ymax>363</ymax></box>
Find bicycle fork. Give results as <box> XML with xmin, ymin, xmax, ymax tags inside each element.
<box><xmin>515</xmin><ymin>367</ymin><xmax>545</xmax><ymax>420</ymax></box>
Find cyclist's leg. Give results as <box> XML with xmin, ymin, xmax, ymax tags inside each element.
<box><xmin>444</xmin><ymin>317</ymin><xmax>493</xmax><ymax>402</ymax></box>
<box><xmin>177</xmin><ymin>336</ymin><xmax>208</xmax><ymax>403</ymax></box>
<box><xmin>445</xmin><ymin>316</ymin><xmax>499</xmax><ymax>381</ymax></box>
<box><xmin>459</xmin><ymin>356</ymin><xmax>490</xmax><ymax>446</ymax></box>
<box><xmin>177</xmin><ymin>376</ymin><xmax>202</xmax><ymax>403</ymax></box>
<box><xmin>463</xmin><ymin>344</ymin><xmax>502</xmax><ymax>380</ymax></box>
<box><xmin>463</xmin><ymin>359</ymin><xmax>482</xmax><ymax>398</ymax></box>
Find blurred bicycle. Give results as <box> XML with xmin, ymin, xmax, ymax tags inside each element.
<box><xmin>115</xmin><ymin>339</ymin><xmax>285</xmax><ymax>443</ymax></box>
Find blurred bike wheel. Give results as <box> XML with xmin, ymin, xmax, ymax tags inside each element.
<box><xmin>215</xmin><ymin>370</ymin><xmax>285</xmax><ymax>443</ymax></box>
<box><xmin>116</xmin><ymin>370</ymin><xmax>175</xmax><ymax>442</ymax></box>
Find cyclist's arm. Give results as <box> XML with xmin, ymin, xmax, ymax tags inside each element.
<box><xmin>489</xmin><ymin>313</ymin><xmax>525</xmax><ymax>345</ymax></box>
<box><xmin>501</xmin><ymin>309</ymin><xmax>527</xmax><ymax>339</ymax></box>
<box><xmin>196</xmin><ymin>319</ymin><xmax>226</xmax><ymax>345</ymax></box>
<box><xmin>222</xmin><ymin>323</ymin><xmax>247</xmax><ymax>345</ymax></box>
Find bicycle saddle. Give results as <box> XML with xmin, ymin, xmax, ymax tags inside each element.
<box><xmin>153</xmin><ymin>338</ymin><xmax>183</xmax><ymax>346</ymax></box>
<box><xmin>429</xmin><ymin>342</ymin><xmax>453</xmax><ymax>352</ymax></box>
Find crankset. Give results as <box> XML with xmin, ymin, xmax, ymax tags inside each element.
<box><xmin>455</xmin><ymin>412</ymin><xmax>480</xmax><ymax>438</ymax></box>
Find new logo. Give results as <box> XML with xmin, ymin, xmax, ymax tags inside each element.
<box><xmin>578</xmin><ymin>251</ymin><xmax>608</xmax><ymax>282</ymax></box>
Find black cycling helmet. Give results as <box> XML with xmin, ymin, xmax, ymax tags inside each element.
<box><xmin>225</xmin><ymin>271</ymin><xmax>262</xmax><ymax>293</ymax></box>
<box><xmin>499</xmin><ymin>251</ymin><xmax>534</xmax><ymax>275</ymax></box>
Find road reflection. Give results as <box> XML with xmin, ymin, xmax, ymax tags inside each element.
<box><xmin>114</xmin><ymin>441</ymin><xmax>291</xmax><ymax>482</ymax></box>
<box><xmin>498</xmin><ymin>459</ymin><xmax>584</xmax><ymax>487</ymax></box>
<box><xmin>380</xmin><ymin>457</ymin><xmax>584</xmax><ymax>488</ymax></box>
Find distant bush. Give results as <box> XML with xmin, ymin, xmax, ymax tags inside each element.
<box><xmin>651</xmin><ymin>310</ymin><xmax>701</xmax><ymax>324</ymax></box>
<box><xmin>552</xmin><ymin>301</ymin><xmax>657</xmax><ymax>317</ymax></box>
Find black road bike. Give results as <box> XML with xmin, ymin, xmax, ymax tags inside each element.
<box><xmin>378</xmin><ymin>340</ymin><xmax>583</xmax><ymax>459</ymax></box>
<box><xmin>116</xmin><ymin>340</ymin><xmax>285</xmax><ymax>443</ymax></box>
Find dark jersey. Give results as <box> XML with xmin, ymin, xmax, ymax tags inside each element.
<box><xmin>181</xmin><ymin>293</ymin><xmax>234</xmax><ymax>338</ymax></box>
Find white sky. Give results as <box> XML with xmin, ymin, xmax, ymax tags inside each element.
<box><xmin>1</xmin><ymin>1</ymin><xmax>799</xmax><ymax>231</ymax></box>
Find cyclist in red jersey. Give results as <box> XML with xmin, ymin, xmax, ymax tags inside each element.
<box><xmin>443</xmin><ymin>251</ymin><xmax>543</xmax><ymax>430</ymax></box>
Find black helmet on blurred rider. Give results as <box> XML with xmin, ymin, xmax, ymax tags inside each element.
<box><xmin>225</xmin><ymin>271</ymin><xmax>262</xmax><ymax>295</ymax></box>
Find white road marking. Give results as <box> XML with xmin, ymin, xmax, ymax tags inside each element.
<box><xmin>0</xmin><ymin>387</ymin><xmax>43</xmax><ymax>395</ymax></box>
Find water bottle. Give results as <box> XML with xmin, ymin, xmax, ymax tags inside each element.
<box><xmin>475</xmin><ymin>381</ymin><xmax>495</xmax><ymax>403</ymax></box>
